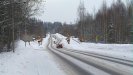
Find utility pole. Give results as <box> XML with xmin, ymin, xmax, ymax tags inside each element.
<box><xmin>11</xmin><ymin>0</ymin><xmax>15</xmax><ymax>52</ymax></box>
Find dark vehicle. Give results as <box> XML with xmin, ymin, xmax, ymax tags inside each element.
<box><xmin>56</xmin><ymin>44</ymin><xmax>63</xmax><ymax>48</ymax></box>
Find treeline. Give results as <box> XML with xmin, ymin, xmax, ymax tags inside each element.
<box><xmin>76</xmin><ymin>0</ymin><xmax>133</xmax><ymax>44</ymax></box>
<box><xmin>47</xmin><ymin>0</ymin><xmax>133</xmax><ymax>44</ymax></box>
<box><xmin>42</xmin><ymin>22</ymin><xmax>78</xmax><ymax>37</ymax></box>
<box><xmin>38</xmin><ymin>0</ymin><xmax>133</xmax><ymax>44</ymax></box>
<box><xmin>0</xmin><ymin>0</ymin><xmax>43</xmax><ymax>52</ymax></box>
<box><xmin>22</xmin><ymin>18</ymin><xmax>46</xmax><ymax>38</ymax></box>
<box><xmin>49</xmin><ymin>0</ymin><xmax>133</xmax><ymax>44</ymax></box>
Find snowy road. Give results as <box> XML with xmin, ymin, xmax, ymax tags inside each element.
<box><xmin>48</xmin><ymin>35</ymin><xmax>133</xmax><ymax>75</ymax></box>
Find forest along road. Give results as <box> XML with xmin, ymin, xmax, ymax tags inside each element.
<box><xmin>47</xmin><ymin>36</ymin><xmax>133</xmax><ymax>75</ymax></box>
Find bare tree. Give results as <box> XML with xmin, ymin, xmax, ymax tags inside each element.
<box><xmin>77</xmin><ymin>1</ymin><xmax>87</xmax><ymax>42</ymax></box>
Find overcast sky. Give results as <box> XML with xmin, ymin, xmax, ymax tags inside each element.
<box><xmin>35</xmin><ymin>0</ymin><xmax>127</xmax><ymax>24</ymax></box>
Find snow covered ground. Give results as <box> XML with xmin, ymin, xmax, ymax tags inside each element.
<box><xmin>0</xmin><ymin>33</ymin><xmax>132</xmax><ymax>75</ymax></box>
<box><xmin>0</xmin><ymin>34</ymin><xmax>65</xmax><ymax>75</ymax></box>
<box><xmin>53</xmin><ymin>33</ymin><xmax>133</xmax><ymax>61</ymax></box>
